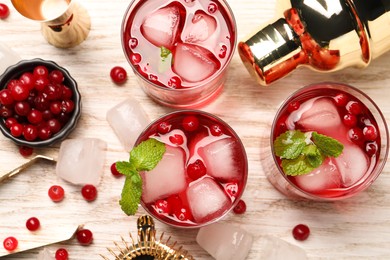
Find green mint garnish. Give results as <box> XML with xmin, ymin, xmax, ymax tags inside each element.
<box><xmin>116</xmin><ymin>138</ymin><xmax>166</xmax><ymax>215</ymax></box>
<box><xmin>274</xmin><ymin>130</ymin><xmax>343</xmax><ymax>176</ymax></box>
<box><xmin>160</xmin><ymin>46</ymin><xmax>171</xmax><ymax>61</ymax></box>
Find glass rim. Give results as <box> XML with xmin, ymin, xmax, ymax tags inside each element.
<box><xmin>120</xmin><ymin>0</ymin><xmax>238</xmax><ymax>92</ymax></box>
<box><xmin>270</xmin><ymin>81</ymin><xmax>389</xmax><ymax>200</ymax></box>
<box><xmin>135</xmin><ymin>109</ymin><xmax>248</xmax><ymax>228</ymax></box>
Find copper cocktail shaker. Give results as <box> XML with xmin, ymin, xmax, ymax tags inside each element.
<box><xmin>238</xmin><ymin>0</ymin><xmax>390</xmax><ymax>85</ymax></box>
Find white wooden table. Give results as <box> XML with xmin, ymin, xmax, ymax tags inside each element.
<box><xmin>1</xmin><ymin>0</ymin><xmax>390</xmax><ymax>259</ymax></box>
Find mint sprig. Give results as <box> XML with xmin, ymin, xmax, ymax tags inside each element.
<box><xmin>160</xmin><ymin>46</ymin><xmax>171</xmax><ymax>61</ymax></box>
<box><xmin>116</xmin><ymin>138</ymin><xmax>166</xmax><ymax>215</ymax></box>
<box><xmin>273</xmin><ymin>130</ymin><xmax>343</xmax><ymax>176</ymax></box>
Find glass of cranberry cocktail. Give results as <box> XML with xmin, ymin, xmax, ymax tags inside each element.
<box><xmin>269</xmin><ymin>82</ymin><xmax>389</xmax><ymax>200</ymax></box>
<box><xmin>121</xmin><ymin>0</ymin><xmax>237</xmax><ymax>108</ymax></box>
<box><xmin>135</xmin><ymin>110</ymin><xmax>248</xmax><ymax>228</ymax></box>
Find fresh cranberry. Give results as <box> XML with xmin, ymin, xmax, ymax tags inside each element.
<box><xmin>57</xmin><ymin>112</ymin><xmax>70</xmax><ymax>125</ymax></box>
<box><xmin>14</xmin><ymin>101</ymin><xmax>31</xmax><ymax>116</ymax></box>
<box><xmin>225</xmin><ymin>182</ymin><xmax>239</xmax><ymax>197</ymax></box>
<box><xmin>348</xmin><ymin>127</ymin><xmax>364</xmax><ymax>144</ymax></box>
<box><xmin>61</xmin><ymin>86</ymin><xmax>73</xmax><ymax>100</ymax></box>
<box><xmin>42</xmin><ymin>110</ymin><xmax>53</xmax><ymax>121</ymax></box>
<box><xmin>38</xmin><ymin>126</ymin><xmax>52</xmax><ymax>140</ymax></box>
<box><xmin>33</xmin><ymin>65</ymin><xmax>49</xmax><ymax>78</ymax></box>
<box><xmin>342</xmin><ymin>113</ymin><xmax>357</xmax><ymax>127</ymax></box>
<box><xmin>34</xmin><ymin>94</ymin><xmax>50</xmax><ymax>111</ymax></box>
<box><xmin>182</xmin><ymin>115</ymin><xmax>199</xmax><ymax>132</ymax></box>
<box><xmin>110</xmin><ymin>162</ymin><xmax>122</xmax><ymax>177</ymax></box>
<box><xmin>3</xmin><ymin>236</ymin><xmax>18</xmax><ymax>251</ymax></box>
<box><xmin>187</xmin><ymin>159</ymin><xmax>207</xmax><ymax>180</ymax></box>
<box><xmin>363</xmin><ymin>125</ymin><xmax>378</xmax><ymax>141</ymax></box>
<box><xmin>292</xmin><ymin>224</ymin><xmax>310</xmax><ymax>241</ymax></box>
<box><xmin>0</xmin><ymin>89</ymin><xmax>14</xmax><ymax>105</ymax></box>
<box><xmin>334</xmin><ymin>93</ymin><xmax>348</xmax><ymax>107</ymax></box>
<box><xmin>10</xmin><ymin>82</ymin><xmax>30</xmax><ymax>101</ymax></box>
<box><xmin>27</xmin><ymin>109</ymin><xmax>43</xmax><ymax>124</ymax></box>
<box><xmin>233</xmin><ymin>199</ymin><xmax>246</xmax><ymax>214</ymax></box>
<box><xmin>131</xmin><ymin>53</ymin><xmax>142</xmax><ymax>64</ymax></box>
<box><xmin>20</xmin><ymin>72</ymin><xmax>35</xmax><ymax>90</ymax></box>
<box><xmin>23</xmin><ymin>124</ymin><xmax>38</xmax><ymax>141</ymax></box>
<box><xmin>47</xmin><ymin>118</ymin><xmax>61</xmax><ymax>134</ymax></box>
<box><xmin>5</xmin><ymin>117</ymin><xmax>17</xmax><ymax>128</ymax></box>
<box><xmin>44</xmin><ymin>84</ymin><xmax>62</xmax><ymax>100</ymax></box>
<box><xmin>81</xmin><ymin>184</ymin><xmax>98</xmax><ymax>201</ymax></box>
<box><xmin>19</xmin><ymin>146</ymin><xmax>34</xmax><ymax>157</ymax></box>
<box><xmin>50</xmin><ymin>101</ymin><xmax>62</xmax><ymax>115</ymax></box>
<box><xmin>76</xmin><ymin>229</ymin><xmax>93</xmax><ymax>245</ymax></box>
<box><xmin>10</xmin><ymin>123</ymin><xmax>23</xmax><ymax>137</ymax></box>
<box><xmin>346</xmin><ymin>101</ymin><xmax>362</xmax><ymax>115</ymax></box>
<box><xmin>61</xmin><ymin>99</ymin><xmax>75</xmax><ymax>114</ymax></box>
<box><xmin>287</xmin><ymin>101</ymin><xmax>300</xmax><ymax>113</ymax></box>
<box><xmin>34</xmin><ymin>77</ymin><xmax>50</xmax><ymax>92</ymax></box>
<box><xmin>0</xmin><ymin>3</ymin><xmax>10</xmax><ymax>19</ymax></box>
<box><xmin>0</xmin><ymin>105</ymin><xmax>13</xmax><ymax>118</ymax></box>
<box><xmin>157</xmin><ymin>121</ymin><xmax>171</xmax><ymax>134</ymax></box>
<box><xmin>49</xmin><ymin>70</ymin><xmax>64</xmax><ymax>84</ymax></box>
<box><xmin>210</xmin><ymin>124</ymin><xmax>223</xmax><ymax>136</ymax></box>
<box><xmin>48</xmin><ymin>185</ymin><xmax>65</xmax><ymax>202</ymax></box>
<box><xmin>110</xmin><ymin>66</ymin><xmax>127</xmax><ymax>84</ymax></box>
<box><xmin>55</xmin><ymin>248</ymin><xmax>69</xmax><ymax>260</ymax></box>
<box><xmin>169</xmin><ymin>134</ymin><xmax>184</xmax><ymax>145</ymax></box>
<box><xmin>154</xmin><ymin>199</ymin><xmax>171</xmax><ymax>214</ymax></box>
<box><xmin>26</xmin><ymin>217</ymin><xmax>40</xmax><ymax>231</ymax></box>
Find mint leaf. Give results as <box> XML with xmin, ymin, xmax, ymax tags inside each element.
<box><xmin>312</xmin><ymin>132</ymin><xmax>343</xmax><ymax>157</ymax></box>
<box><xmin>119</xmin><ymin>176</ymin><xmax>142</xmax><ymax>215</ymax></box>
<box><xmin>302</xmin><ymin>144</ymin><xmax>323</xmax><ymax>168</ymax></box>
<box><xmin>116</xmin><ymin>161</ymin><xmax>137</xmax><ymax>176</ymax></box>
<box><xmin>281</xmin><ymin>155</ymin><xmax>314</xmax><ymax>176</ymax></box>
<box><xmin>274</xmin><ymin>130</ymin><xmax>306</xmax><ymax>159</ymax></box>
<box><xmin>160</xmin><ymin>46</ymin><xmax>171</xmax><ymax>61</ymax></box>
<box><xmin>130</xmin><ymin>138</ymin><xmax>166</xmax><ymax>171</ymax></box>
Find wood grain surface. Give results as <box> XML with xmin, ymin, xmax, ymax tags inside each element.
<box><xmin>1</xmin><ymin>0</ymin><xmax>390</xmax><ymax>259</ymax></box>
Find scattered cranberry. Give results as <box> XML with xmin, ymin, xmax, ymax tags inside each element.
<box><xmin>19</xmin><ymin>146</ymin><xmax>34</xmax><ymax>157</ymax></box>
<box><xmin>110</xmin><ymin>162</ymin><xmax>122</xmax><ymax>177</ymax></box>
<box><xmin>26</xmin><ymin>217</ymin><xmax>40</xmax><ymax>231</ymax></box>
<box><xmin>55</xmin><ymin>248</ymin><xmax>69</xmax><ymax>260</ymax></box>
<box><xmin>48</xmin><ymin>185</ymin><xmax>65</xmax><ymax>202</ymax></box>
<box><xmin>110</xmin><ymin>66</ymin><xmax>127</xmax><ymax>84</ymax></box>
<box><xmin>157</xmin><ymin>121</ymin><xmax>171</xmax><ymax>134</ymax></box>
<box><xmin>233</xmin><ymin>199</ymin><xmax>246</xmax><ymax>214</ymax></box>
<box><xmin>81</xmin><ymin>184</ymin><xmax>98</xmax><ymax>201</ymax></box>
<box><xmin>154</xmin><ymin>199</ymin><xmax>171</xmax><ymax>215</ymax></box>
<box><xmin>0</xmin><ymin>3</ymin><xmax>10</xmax><ymax>19</ymax></box>
<box><xmin>76</xmin><ymin>229</ymin><xmax>93</xmax><ymax>245</ymax></box>
<box><xmin>3</xmin><ymin>236</ymin><xmax>18</xmax><ymax>251</ymax></box>
<box><xmin>292</xmin><ymin>224</ymin><xmax>310</xmax><ymax>241</ymax></box>
<box><xmin>187</xmin><ymin>159</ymin><xmax>207</xmax><ymax>180</ymax></box>
<box><xmin>363</xmin><ymin>125</ymin><xmax>378</xmax><ymax>141</ymax></box>
<box><xmin>169</xmin><ymin>134</ymin><xmax>184</xmax><ymax>145</ymax></box>
<box><xmin>334</xmin><ymin>93</ymin><xmax>348</xmax><ymax>107</ymax></box>
<box><xmin>287</xmin><ymin>101</ymin><xmax>300</xmax><ymax>113</ymax></box>
<box><xmin>182</xmin><ymin>115</ymin><xmax>199</xmax><ymax>131</ymax></box>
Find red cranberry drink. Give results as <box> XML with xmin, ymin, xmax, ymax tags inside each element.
<box><xmin>135</xmin><ymin>110</ymin><xmax>247</xmax><ymax>228</ymax></box>
<box><xmin>269</xmin><ymin>82</ymin><xmax>388</xmax><ymax>200</ymax></box>
<box><xmin>122</xmin><ymin>0</ymin><xmax>236</xmax><ymax>108</ymax></box>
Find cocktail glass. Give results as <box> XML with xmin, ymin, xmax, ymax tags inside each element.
<box><xmin>11</xmin><ymin>0</ymin><xmax>90</xmax><ymax>48</ymax></box>
<box><xmin>135</xmin><ymin>110</ymin><xmax>248</xmax><ymax>228</ymax></box>
<box><xmin>121</xmin><ymin>0</ymin><xmax>237</xmax><ymax>108</ymax></box>
<box><xmin>268</xmin><ymin>82</ymin><xmax>388</xmax><ymax>200</ymax></box>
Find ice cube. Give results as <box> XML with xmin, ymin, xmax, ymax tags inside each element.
<box><xmin>335</xmin><ymin>143</ymin><xmax>369</xmax><ymax>186</ymax></box>
<box><xmin>141</xmin><ymin>145</ymin><xmax>187</xmax><ymax>204</ymax></box>
<box><xmin>36</xmin><ymin>248</ymin><xmax>54</xmax><ymax>260</ymax></box>
<box><xmin>186</xmin><ymin>177</ymin><xmax>230</xmax><ymax>223</ymax></box>
<box><xmin>200</xmin><ymin>138</ymin><xmax>241</xmax><ymax>181</ymax></box>
<box><xmin>196</xmin><ymin>222</ymin><xmax>253</xmax><ymax>260</ymax></box>
<box><xmin>183</xmin><ymin>10</ymin><xmax>217</xmax><ymax>43</ymax></box>
<box><xmin>254</xmin><ymin>235</ymin><xmax>308</xmax><ymax>259</ymax></box>
<box><xmin>141</xmin><ymin>5</ymin><xmax>182</xmax><ymax>48</ymax></box>
<box><xmin>106</xmin><ymin>98</ymin><xmax>150</xmax><ymax>151</ymax></box>
<box><xmin>295</xmin><ymin>98</ymin><xmax>342</xmax><ymax>135</ymax></box>
<box><xmin>173</xmin><ymin>43</ymin><xmax>220</xmax><ymax>82</ymax></box>
<box><xmin>294</xmin><ymin>158</ymin><xmax>341</xmax><ymax>193</ymax></box>
<box><xmin>56</xmin><ymin>138</ymin><xmax>107</xmax><ymax>186</ymax></box>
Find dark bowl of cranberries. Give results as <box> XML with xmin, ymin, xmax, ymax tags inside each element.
<box><xmin>0</xmin><ymin>58</ymin><xmax>81</xmax><ymax>147</ymax></box>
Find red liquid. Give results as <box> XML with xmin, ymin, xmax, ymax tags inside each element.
<box><xmin>136</xmin><ymin>111</ymin><xmax>247</xmax><ymax>227</ymax></box>
<box><xmin>122</xmin><ymin>0</ymin><xmax>235</xmax><ymax>89</ymax></box>
<box><xmin>273</xmin><ymin>87</ymin><xmax>382</xmax><ymax>198</ymax></box>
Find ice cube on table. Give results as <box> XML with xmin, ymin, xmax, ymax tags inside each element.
<box><xmin>0</xmin><ymin>42</ymin><xmax>21</xmax><ymax>76</ymax></box>
<box><xmin>335</xmin><ymin>143</ymin><xmax>369</xmax><ymax>186</ymax></box>
<box><xmin>141</xmin><ymin>145</ymin><xmax>187</xmax><ymax>204</ymax></box>
<box><xmin>186</xmin><ymin>177</ymin><xmax>230</xmax><ymax>223</ymax></box>
<box><xmin>183</xmin><ymin>10</ymin><xmax>217</xmax><ymax>43</ymax></box>
<box><xmin>255</xmin><ymin>235</ymin><xmax>308</xmax><ymax>259</ymax></box>
<box><xmin>141</xmin><ymin>5</ymin><xmax>182</xmax><ymax>48</ymax></box>
<box><xmin>296</xmin><ymin>98</ymin><xmax>342</xmax><ymax>135</ymax></box>
<box><xmin>196</xmin><ymin>222</ymin><xmax>253</xmax><ymax>260</ymax></box>
<box><xmin>201</xmin><ymin>138</ymin><xmax>241</xmax><ymax>181</ymax></box>
<box><xmin>56</xmin><ymin>138</ymin><xmax>107</xmax><ymax>186</ymax></box>
<box><xmin>294</xmin><ymin>158</ymin><xmax>341</xmax><ymax>193</ymax></box>
<box><xmin>173</xmin><ymin>43</ymin><xmax>220</xmax><ymax>82</ymax></box>
<box><xmin>36</xmin><ymin>248</ymin><xmax>54</xmax><ymax>260</ymax></box>
<box><xmin>106</xmin><ymin>98</ymin><xmax>150</xmax><ymax>151</ymax></box>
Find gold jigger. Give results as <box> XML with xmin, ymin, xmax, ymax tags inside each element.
<box><xmin>11</xmin><ymin>0</ymin><xmax>91</xmax><ymax>48</ymax></box>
